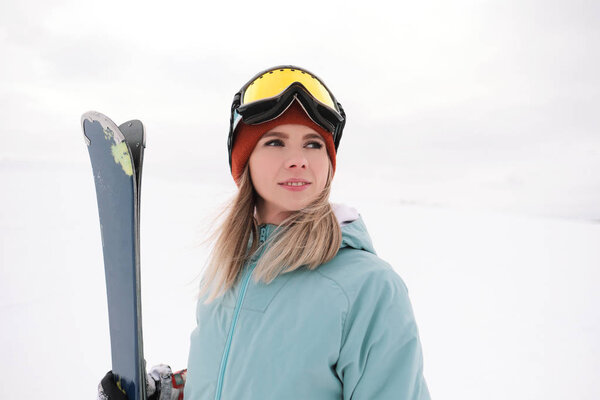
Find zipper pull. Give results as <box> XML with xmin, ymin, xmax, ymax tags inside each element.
<box><xmin>259</xmin><ymin>225</ymin><xmax>267</xmax><ymax>244</ymax></box>
<box><xmin>249</xmin><ymin>226</ymin><xmax>268</xmax><ymax>264</ymax></box>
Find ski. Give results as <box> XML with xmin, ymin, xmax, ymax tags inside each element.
<box><xmin>82</xmin><ymin>111</ymin><xmax>147</xmax><ymax>400</ymax></box>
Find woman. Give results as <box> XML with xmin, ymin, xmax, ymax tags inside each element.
<box><xmin>99</xmin><ymin>65</ymin><xmax>430</xmax><ymax>399</ymax></box>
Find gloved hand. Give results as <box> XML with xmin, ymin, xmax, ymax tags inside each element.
<box><xmin>97</xmin><ymin>371</ymin><xmax>127</xmax><ymax>400</ymax></box>
<box><xmin>147</xmin><ymin>364</ymin><xmax>187</xmax><ymax>400</ymax></box>
<box><xmin>97</xmin><ymin>365</ymin><xmax>187</xmax><ymax>400</ymax></box>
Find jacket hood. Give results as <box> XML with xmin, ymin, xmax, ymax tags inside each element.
<box><xmin>332</xmin><ymin>203</ymin><xmax>377</xmax><ymax>255</ymax></box>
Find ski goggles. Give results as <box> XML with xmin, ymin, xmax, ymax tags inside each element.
<box><xmin>228</xmin><ymin>66</ymin><xmax>346</xmax><ymax>168</ymax></box>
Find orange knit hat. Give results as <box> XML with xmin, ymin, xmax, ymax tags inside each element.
<box><xmin>231</xmin><ymin>100</ymin><xmax>336</xmax><ymax>185</ymax></box>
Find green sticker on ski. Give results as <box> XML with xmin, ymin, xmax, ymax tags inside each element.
<box><xmin>104</xmin><ymin>126</ymin><xmax>133</xmax><ymax>176</ymax></box>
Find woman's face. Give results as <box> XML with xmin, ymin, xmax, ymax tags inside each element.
<box><xmin>248</xmin><ymin>123</ymin><xmax>330</xmax><ymax>225</ymax></box>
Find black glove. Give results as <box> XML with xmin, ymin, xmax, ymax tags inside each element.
<box><xmin>97</xmin><ymin>371</ymin><xmax>128</xmax><ymax>400</ymax></box>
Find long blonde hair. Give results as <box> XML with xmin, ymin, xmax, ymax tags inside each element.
<box><xmin>198</xmin><ymin>160</ymin><xmax>341</xmax><ymax>304</ymax></box>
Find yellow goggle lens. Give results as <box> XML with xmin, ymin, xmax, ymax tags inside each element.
<box><xmin>242</xmin><ymin>68</ymin><xmax>336</xmax><ymax>110</ymax></box>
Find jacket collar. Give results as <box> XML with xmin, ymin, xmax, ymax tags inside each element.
<box><xmin>225</xmin><ymin>204</ymin><xmax>375</xmax><ymax>312</ymax></box>
<box><xmin>256</xmin><ymin>203</ymin><xmax>374</xmax><ymax>254</ymax></box>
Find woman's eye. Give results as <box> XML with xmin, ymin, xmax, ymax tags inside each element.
<box><xmin>265</xmin><ymin>139</ymin><xmax>284</xmax><ymax>146</ymax></box>
<box><xmin>264</xmin><ymin>139</ymin><xmax>323</xmax><ymax>149</ymax></box>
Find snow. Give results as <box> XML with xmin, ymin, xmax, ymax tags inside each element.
<box><xmin>1</xmin><ymin>161</ymin><xmax>598</xmax><ymax>399</ymax></box>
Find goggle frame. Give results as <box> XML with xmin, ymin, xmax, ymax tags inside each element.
<box><xmin>227</xmin><ymin>66</ymin><xmax>346</xmax><ymax>170</ymax></box>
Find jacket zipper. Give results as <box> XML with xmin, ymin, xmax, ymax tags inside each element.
<box><xmin>214</xmin><ymin>225</ymin><xmax>268</xmax><ymax>400</ymax></box>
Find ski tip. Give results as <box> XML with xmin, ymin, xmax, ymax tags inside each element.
<box><xmin>81</xmin><ymin>111</ymin><xmax>127</xmax><ymax>146</ymax></box>
<box><xmin>81</xmin><ymin>111</ymin><xmax>104</xmax><ymax>146</ymax></box>
<box><xmin>119</xmin><ymin>119</ymin><xmax>147</xmax><ymax>149</ymax></box>
<box><xmin>81</xmin><ymin>110</ymin><xmax>106</xmax><ymax>126</ymax></box>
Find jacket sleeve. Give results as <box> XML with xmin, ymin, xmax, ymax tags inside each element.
<box><xmin>335</xmin><ymin>268</ymin><xmax>430</xmax><ymax>400</ymax></box>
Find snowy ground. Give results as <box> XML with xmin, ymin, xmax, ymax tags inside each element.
<box><xmin>1</xmin><ymin>161</ymin><xmax>598</xmax><ymax>400</ymax></box>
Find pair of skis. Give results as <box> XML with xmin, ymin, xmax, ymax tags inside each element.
<box><xmin>81</xmin><ymin>112</ymin><xmax>147</xmax><ymax>400</ymax></box>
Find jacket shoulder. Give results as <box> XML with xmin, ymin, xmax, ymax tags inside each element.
<box><xmin>315</xmin><ymin>248</ymin><xmax>410</xmax><ymax>308</ymax></box>
<box><xmin>319</xmin><ymin>250</ymin><xmax>429</xmax><ymax>400</ymax></box>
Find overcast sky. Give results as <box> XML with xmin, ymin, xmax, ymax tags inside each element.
<box><xmin>1</xmin><ymin>0</ymin><xmax>599</xmax><ymax>221</ymax></box>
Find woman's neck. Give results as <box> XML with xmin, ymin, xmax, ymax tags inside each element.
<box><xmin>254</xmin><ymin>199</ymin><xmax>291</xmax><ymax>226</ymax></box>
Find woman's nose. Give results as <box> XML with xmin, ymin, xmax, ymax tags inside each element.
<box><xmin>285</xmin><ymin>149</ymin><xmax>308</xmax><ymax>169</ymax></box>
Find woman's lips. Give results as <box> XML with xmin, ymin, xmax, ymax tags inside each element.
<box><xmin>278</xmin><ymin>181</ymin><xmax>311</xmax><ymax>191</ymax></box>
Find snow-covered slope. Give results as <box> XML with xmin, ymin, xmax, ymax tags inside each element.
<box><xmin>1</xmin><ymin>164</ymin><xmax>598</xmax><ymax>399</ymax></box>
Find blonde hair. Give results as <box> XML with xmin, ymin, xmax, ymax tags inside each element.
<box><xmin>198</xmin><ymin>160</ymin><xmax>341</xmax><ymax>304</ymax></box>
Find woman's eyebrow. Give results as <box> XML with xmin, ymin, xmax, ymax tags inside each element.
<box><xmin>261</xmin><ymin>132</ymin><xmax>287</xmax><ymax>139</ymax></box>
<box><xmin>262</xmin><ymin>132</ymin><xmax>324</xmax><ymax>141</ymax></box>
<box><xmin>304</xmin><ymin>133</ymin><xmax>325</xmax><ymax>142</ymax></box>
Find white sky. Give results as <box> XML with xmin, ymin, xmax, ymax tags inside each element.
<box><xmin>1</xmin><ymin>0</ymin><xmax>599</xmax><ymax>222</ymax></box>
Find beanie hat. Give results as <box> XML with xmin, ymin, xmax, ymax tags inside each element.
<box><xmin>230</xmin><ymin>100</ymin><xmax>336</xmax><ymax>185</ymax></box>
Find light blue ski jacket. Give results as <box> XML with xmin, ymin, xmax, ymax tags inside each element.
<box><xmin>184</xmin><ymin>204</ymin><xmax>430</xmax><ymax>399</ymax></box>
